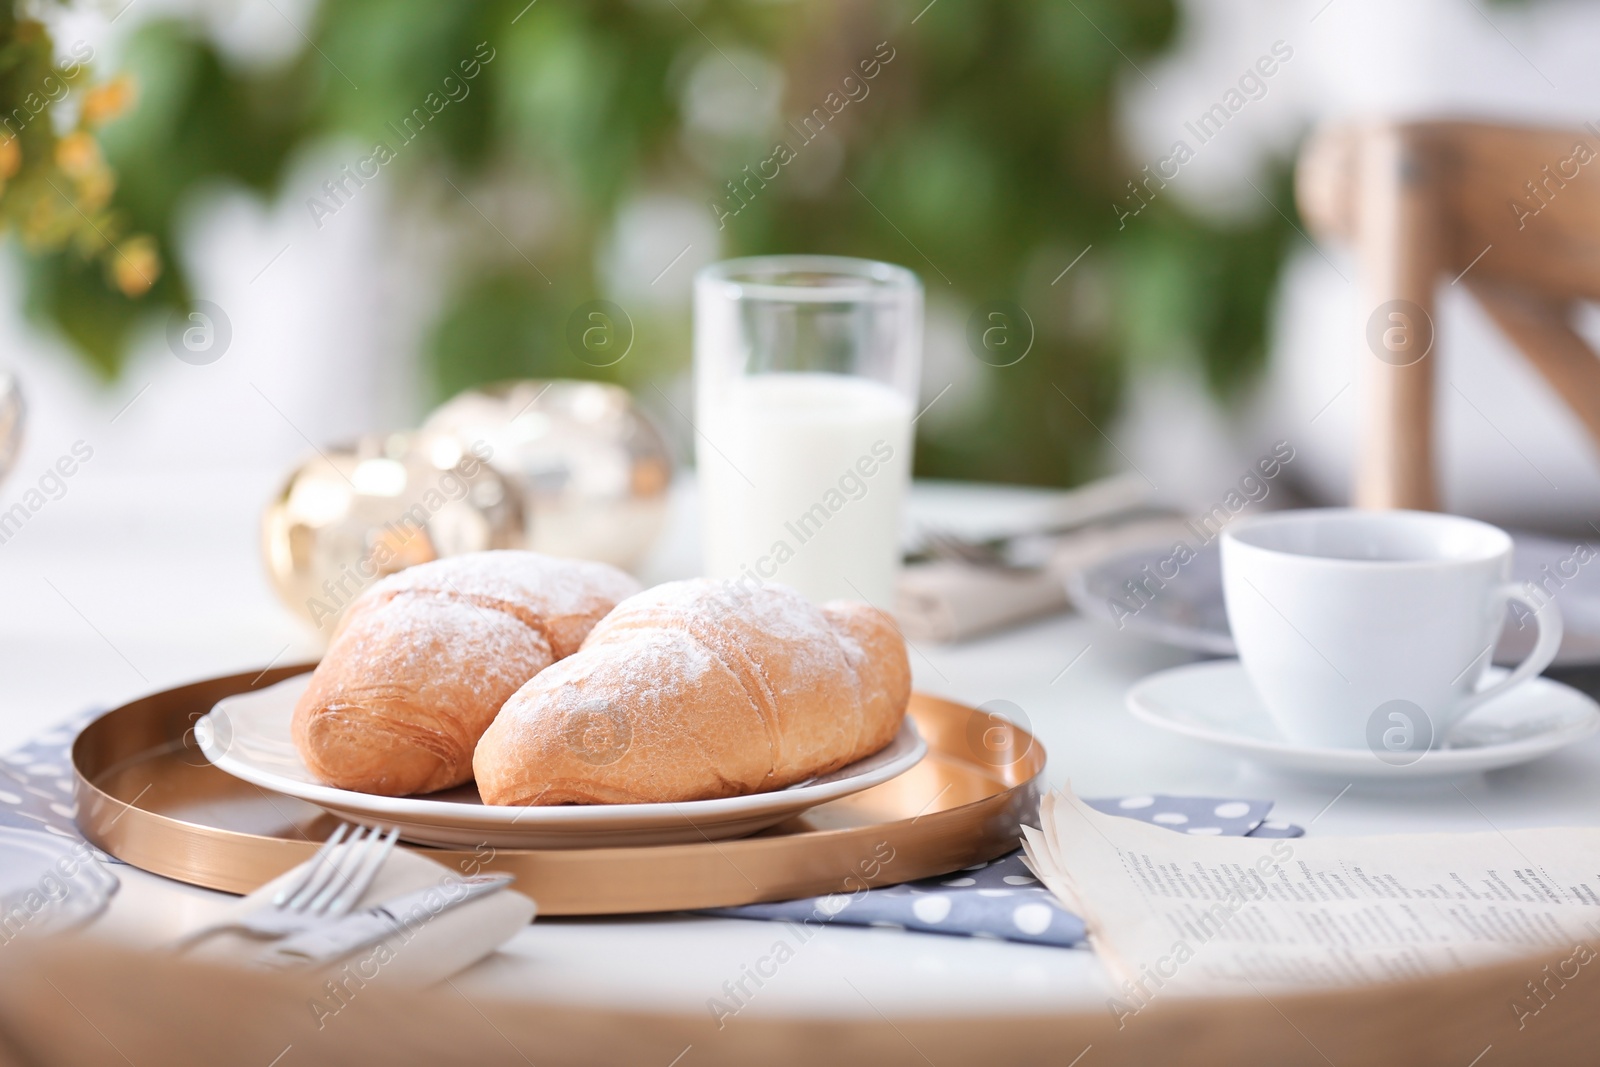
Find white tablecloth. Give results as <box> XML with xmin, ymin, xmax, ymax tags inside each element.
<box><xmin>7</xmin><ymin>465</ymin><xmax>1600</xmax><ymax>1020</ymax></box>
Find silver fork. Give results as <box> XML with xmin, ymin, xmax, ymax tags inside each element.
<box><xmin>170</xmin><ymin>823</ymin><xmax>400</xmax><ymax>952</ymax></box>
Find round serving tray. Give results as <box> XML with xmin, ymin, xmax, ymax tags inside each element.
<box><xmin>72</xmin><ymin>663</ymin><xmax>1045</xmax><ymax>915</ymax></box>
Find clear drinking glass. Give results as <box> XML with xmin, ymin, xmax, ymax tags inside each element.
<box><xmin>693</xmin><ymin>255</ymin><xmax>922</xmax><ymax>608</ymax></box>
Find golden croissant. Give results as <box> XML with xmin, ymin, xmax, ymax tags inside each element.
<box><xmin>473</xmin><ymin>578</ymin><xmax>911</xmax><ymax>805</ymax></box>
<box><xmin>292</xmin><ymin>551</ymin><xmax>640</xmax><ymax>796</ymax></box>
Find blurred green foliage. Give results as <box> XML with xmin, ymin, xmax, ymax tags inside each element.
<box><xmin>3</xmin><ymin>0</ymin><xmax>1300</xmax><ymax>487</ymax></box>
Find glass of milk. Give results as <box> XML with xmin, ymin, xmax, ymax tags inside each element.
<box><xmin>694</xmin><ymin>255</ymin><xmax>922</xmax><ymax>608</ymax></box>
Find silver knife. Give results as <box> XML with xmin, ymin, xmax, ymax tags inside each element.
<box><xmin>260</xmin><ymin>873</ymin><xmax>517</xmax><ymax>967</ymax></box>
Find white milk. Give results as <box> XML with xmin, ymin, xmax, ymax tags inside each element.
<box><xmin>699</xmin><ymin>373</ymin><xmax>912</xmax><ymax>608</ymax></box>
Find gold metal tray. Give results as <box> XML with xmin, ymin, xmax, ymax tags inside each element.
<box><xmin>72</xmin><ymin>664</ymin><xmax>1045</xmax><ymax>915</ymax></box>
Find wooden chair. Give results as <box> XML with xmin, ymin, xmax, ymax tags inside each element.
<box><xmin>1297</xmin><ymin>120</ymin><xmax>1600</xmax><ymax>510</ymax></box>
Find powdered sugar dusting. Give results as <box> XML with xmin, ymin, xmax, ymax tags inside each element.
<box><xmin>329</xmin><ymin>591</ymin><xmax>553</xmax><ymax>686</ymax></box>
<box><xmin>371</xmin><ymin>551</ymin><xmax>639</xmax><ymax>615</ymax></box>
<box><xmin>314</xmin><ymin>551</ymin><xmax>640</xmax><ymax>698</ymax></box>
<box><xmin>505</xmin><ymin>625</ymin><xmax>720</xmax><ymax>740</ymax></box>
<box><xmin>589</xmin><ymin>578</ymin><xmax>843</xmax><ymax>688</ymax></box>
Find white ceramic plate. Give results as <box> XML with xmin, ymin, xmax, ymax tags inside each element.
<box><xmin>1069</xmin><ymin>531</ymin><xmax>1600</xmax><ymax>667</ymax></box>
<box><xmin>0</xmin><ymin>827</ymin><xmax>119</xmax><ymax>937</ymax></box>
<box><xmin>198</xmin><ymin>674</ymin><xmax>927</xmax><ymax>848</ymax></box>
<box><xmin>1125</xmin><ymin>659</ymin><xmax>1600</xmax><ymax>780</ymax></box>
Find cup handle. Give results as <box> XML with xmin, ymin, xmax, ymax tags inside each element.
<box><xmin>1458</xmin><ymin>582</ymin><xmax>1563</xmax><ymax>714</ymax></box>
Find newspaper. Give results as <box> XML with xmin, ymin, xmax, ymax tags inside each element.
<box><xmin>1024</xmin><ymin>789</ymin><xmax>1600</xmax><ymax>1021</ymax></box>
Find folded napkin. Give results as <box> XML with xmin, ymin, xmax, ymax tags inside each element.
<box><xmin>896</xmin><ymin>562</ymin><xmax>1072</xmax><ymax>645</ymax></box>
<box><xmin>183</xmin><ymin>848</ymin><xmax>534</xmax><ymax>989</ymax></box>
<box><xmin>703</xmin><ymin>795</ymin><xmax>1304</xmax><ymax>947</ymax></box>
<box><xmin>2</xmin><ymin>720</ymin><xmax>532</xmax><ymax>984</ymax></box>
<box><xmin>897</xmin><ymin>515</ymin><xmax>1192</xmax><ymax>643</ymax></box>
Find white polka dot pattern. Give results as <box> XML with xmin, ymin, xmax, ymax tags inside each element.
<box><xmin>706</xmin><ymin>796</ymin><xmax>1301</xmax><ymax>948</ymax></box>
<box><xmin>1012</xmin><ymin>903</ymin><xmax>1053</xmax><ymax>935</ymax></box>
<box><xmin>0</xmin><ymin>710</ymin><xmax>118</xmax><ymax>865</ymax></box>
<box><xmin>1087</xmin><ymin>794</ymin><xmax>1274</xmax><ymax>837</ymax></box>
<box><xmin>816</xmin><ymin>894</ymin><xmax>850</xmax><ymax>916</ymax></box>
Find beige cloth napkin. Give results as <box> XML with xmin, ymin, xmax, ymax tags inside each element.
<box><xmin>896</xmin><ymin>515</ymin><xmax>1192</xmax><ymax>643</ymax></box>
<box><xmin>896</xmin><ymin>561</ymin><xmax>1070</xmax><ymax>643</ymax></box>
<box><xmin>184</xmin><ymin>847</ymin><xmax>535</xmax><ymax>988</ymax></box>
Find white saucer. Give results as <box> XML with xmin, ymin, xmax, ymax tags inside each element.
<box><xmin>1125</xmin><ymin>659</ymin><xmax>1600</xmax><ymax>780</ymax></box>
<box><xmin>198</xmin><ymin>673</ymin><xmax>927</xmax><ymax>849</ymax></box>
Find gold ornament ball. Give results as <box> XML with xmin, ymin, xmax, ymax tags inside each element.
<box><xmin>422</xmin><ymin>380</ymin><xmax>672</xmax><ymax>569</ymax></box>
<box><xmin>262</xmin><ymin>432</ymin><xmax>524</xmax><ymax>635</ymax></box>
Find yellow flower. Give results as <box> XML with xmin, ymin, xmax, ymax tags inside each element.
<box><xmin>55</xmin><ymin>132</ymin><xmax>101</xmax><ymax>179</ymax></box>
<box><xmin>112</xmin><ymin>235</ymin><xmax>161</xmax><ymax>297</ymax></box>
<box><xmin>81</xmin><ymin>77</ymin><xmax>136</xmax><ymax>126</ymax></box>
<box><xmin>0</xmin><ymin>137</ymin><xmax>19</xmax><ymax>180</ymax></box>
<box><xmin>76</xmin><ymin>166</ymin><xmax>115</xmax><ymax>213</ymax></box>
<box><xmin>23</xmin><ymin>194</ymin><xmax>59</xmax><ymax>246</ymax></box>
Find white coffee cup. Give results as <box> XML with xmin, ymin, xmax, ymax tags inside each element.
<box><xmin>1220</xmin><ymin>509</ymin><xmax>1563</xmax><ymax>751</ymax></box>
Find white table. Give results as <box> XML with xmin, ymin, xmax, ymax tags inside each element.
<box><xmin>10</xmin><ymin>467</ymin><xmax>1600</xmax><ymax>1021</ymax></box>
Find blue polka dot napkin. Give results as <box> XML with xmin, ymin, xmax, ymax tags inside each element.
<box><xmin>0</xmin><ymin>713</ymin><xmax>115</xmax><ymax>858</ymax></box>
<box><xmin>702</xmin><ymin>795</ymin><xmax>1303</xmax><ymax>947</ymax></box>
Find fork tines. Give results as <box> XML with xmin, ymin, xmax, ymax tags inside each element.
<box><xmin>274</xmin><ymin>824</ymin><xmax>400</xmax><ymax>917</ymax></box>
